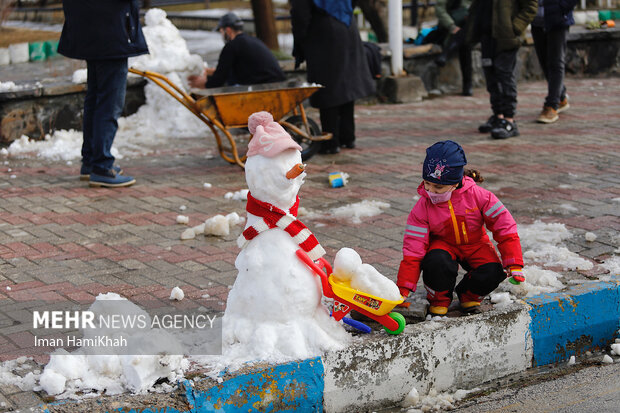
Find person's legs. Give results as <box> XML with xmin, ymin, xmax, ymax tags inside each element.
<box><xmin>338</xmin><ymin>101</ymin><xmax>355</xmax><ymax>149</ymax></box>
<box><xmin>543</xmin><ymin>27</ymin><xmax>568</xmax><ymax>110</ymax></box>
<box><xmin>81</xmin><ymin>60</ymin><xmax>98</xmax><ymax>174</ymax></box>
<box><xmin>90</xmin><ymin>59</ymin><xmax>128</xmax><ymax>175</ymax></box>
<box><xmin>319</xmin><ymin>105</ymin><xmax>340</xmax><ymax>154</ymax></box>
<box><xmin>459</xmin><ymin>43</ymin><xmax>473</xmax><ymax>96</ymax></box>
<box><xmin>490</xmin><ymin>49</ymin><xmax>519</xmax><ymax>138</ymax></box>
<box><xmin>421</xmin><ymin>249</ymin><xmax>459</xmax><ymax>315</ymax></box>
<box><xmin>531</xmin><ymin>26</ymin><xmax>549</xmax><ymax>83</ymax></box>
<box><xmin>455</xmin><ymin>262</ymin><xmax>505</xmax><ymax>310</ymax></box>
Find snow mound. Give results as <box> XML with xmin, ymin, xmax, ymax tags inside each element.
<box><xmin>332</xmin><ymin>247</ymin><xmax>401</xmax><ymax>301</ymax></box>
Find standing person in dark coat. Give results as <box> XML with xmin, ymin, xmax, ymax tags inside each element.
<box><xmin>531</xmin><ymin>0</ymin><xmax>577</xmax><ymax>124</ymax></box>
<box><xmin>188</xmin><ymin>12</ymin><xmax>285</xmax><ymax>88</ymax></box>
<box><xmin>58</xmin><ymin>0</ymin><xmax>148</xmax><ymax>188</ymax></box>
<box><xmin>465</xmin><ymin>0</ymin><xmax>537</xmax><ymax>139</ymax></box>
<box><xmin>290</xmin><ymin>0</ymin><xmax>376</xmax><ymax>154</ymax></box>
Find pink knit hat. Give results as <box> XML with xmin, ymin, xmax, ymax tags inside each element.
<box><xmin>246</xmin><ymin>111</ymin><xmax>302</xmax><ymax>158</ymax></box>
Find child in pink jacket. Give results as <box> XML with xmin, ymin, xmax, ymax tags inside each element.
<box><xmin>397</xmin><ymin>140</ymin><xmax>524</xmax><ymax>316</ymax></box>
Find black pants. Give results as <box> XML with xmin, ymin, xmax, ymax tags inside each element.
<box><xmin>531</xmin><ymin>25</ymin><xmax>568</xmax><ymax>110</ymax></box>
<box><xmin>440</xmin><ymin>30</ymin><xmax>472</xmax><ymax>92</ymax></box>
<box><xmin>481</xmin><ymin>35</ymin><xmax>518</xmax><ymax>118</ymax></box>
<box><xmin>319</xmin><ymin>101</ymin><xmax>355</xmax><ymax>150</ymax></box>
<box><xmin>421</xmin><ymin>249</ymin><xmax>505</xmax><ymax>307</ymax></box>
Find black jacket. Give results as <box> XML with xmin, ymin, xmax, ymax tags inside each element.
<box><xmin>205</xmin><ymin>33</ymin><xmax>285</xmax><ymax>88</ymax></box>
<box><xmin>58</xmin><ymin>0</ymin><xmax>148</xmax><ymax>60</ymax></box>
<box><xmin>290</xmin><ymin>0</ymin><xmax>376</xmax><ymax>109</ymax></box>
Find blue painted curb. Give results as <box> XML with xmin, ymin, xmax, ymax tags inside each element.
<box><xmin>526</xmin><ymin>278</ymin><xmax>620</xmax><ymax>366</ymax></box>
<box><xmin>183</xmin><ymin>357</ymin><xmax>324</xmax><ymax>412</ymax></box>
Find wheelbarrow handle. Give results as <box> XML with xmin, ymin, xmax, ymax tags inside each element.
<box><xmin>342</xmin><ymin>316</ymin><xmax>372</xmax><ymax>334</ymax></box>
<box><xmin>295</xmin><ymin>249</ymin><xmax>334</xmax><ymax>299</ymax></box>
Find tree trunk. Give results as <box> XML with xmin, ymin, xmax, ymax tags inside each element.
<box><xmin>250</xmin><ymin>0</ymin><xmax>279</xmax><ymax>51</ymax></box>
<box><xmin>356</xmin><ymin>0</ymin><xmax>388</xmax><ymax>43</ymax></box>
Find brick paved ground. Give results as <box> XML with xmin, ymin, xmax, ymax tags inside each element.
<box><xmin>0</xmin><ymin>76</ymin><xmax>619</xmax><ymax>410</ymax></box>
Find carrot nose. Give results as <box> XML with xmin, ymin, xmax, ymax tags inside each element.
<box><xmin>286</xmin><ymin>163</ymin><xmax>305</xmax><ymax>179</ymax></box>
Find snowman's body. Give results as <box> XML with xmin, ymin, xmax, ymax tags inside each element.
<box><xmin>223</xmin><ymin>137</ymin><xmax>348</xmax><ymax>361</ymax></box>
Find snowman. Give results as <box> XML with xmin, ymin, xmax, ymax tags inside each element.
<box><xmin>222</xmin><ymin>111</ymin><xmax>349</xmax><ymax>362</ymax></box>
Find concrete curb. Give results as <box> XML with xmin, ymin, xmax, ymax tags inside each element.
<box><xmin>41</xmin><ymin>276</ymin><xmax>620</xmax><ymax>412</ymax></box>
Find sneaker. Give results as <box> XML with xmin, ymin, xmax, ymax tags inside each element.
<box><xmin>460</xmin><ymin>301</ymin><xmax>482</xmax><ymax>314</ymax></box>
<box><xmin>491</xmin><ymin>119</ymin><xmax>519</xmax><ymax>139</ymax></box>
<box><xmin>426</xmin><ymin>305</ymin><xmax>448</xmax><ymax>317</ymax></box>
<box><xmin>80</xmin><ymin>165</ymin><xmax>123</xmax><ymax>181</ymax></box>
<box><xmin>478</xmin><ymin>115</ymin><xmax>499</xmax><ymax>133</ymax></box>
<box><xmin>89</xmin><ymin>169</ymin><xmax>135</xmax><ymax>188</ymax></box>
<box><xmin>536</xmin><ymin>106</ymin><xmax>559</xmax><ymax>124</ymax></box>
<box><xmin>557</xmin><ymin>96</ymin><xmax>570</xmax><ymax>113</ymax></box>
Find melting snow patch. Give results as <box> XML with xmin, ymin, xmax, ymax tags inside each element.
<box><xmin>330</xmin><ymin>200</ymin><xmax>390</xmax><ymax>224</ymax></box>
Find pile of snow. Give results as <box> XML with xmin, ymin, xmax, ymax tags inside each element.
<box><xmin>599</xmin><ymin>256</ymin><xmax>620</xmax><ymax>281</ymax></box>
<box><xmin>519</xmin><ymin>221</ymin><xmax>593</xmax><ymax>272</ymax></box>
<box><xmin>331</xmin><ymin>200</ymin><xmax>390</xmax><ymax>224</ymax></box>
<box><xmin>6</xmin><ymin>8</ymin><xmax>208</xmax><ymax>160</ymax></box>
<box><xmin>401</xmin><ymin>387</ymin><xmax>477</xmax><ymax>412</ymax></box>
<box><xmin>332</xmin><ymin>247</ymin><xmax>401</xmax><ymax>301</ymax></box>
<box><xmin>0</xmin><ymin>81</ymin><xmax>26</xmax><ymax>92</ymax></box>
<box><xmin>37</xmin><ymin>293</ymin><xmax>188</xmax><ymax>397</ymax></box>
<box><xmin>6</xmin><ymin>130</ymin><xmax>89</xmax><ymax>162</ymax></box>
<box><xmin>180</xmin><ymin>212</ymin><xmax>244</xmax><ymax>240</ymax></box>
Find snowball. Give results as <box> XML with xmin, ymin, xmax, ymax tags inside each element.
<box><xmin>490</xmin><ymin>292</ymin><xmax>513</xmax><ymax>308</ymax></box>
<box><xmin>225</xmin><ymin>212</ymin><xmax>244</xmax><ymax>226</ymax></box>
<box><xmin>72</xmin><ymin>68</ymin><xmax>87</xmax><ymax>84</ymax></box>
<box><xmin>180</xmin><ymin>228</ymin><xmax>195</xmax><ymax>240</ymax></box>
<box><xmin>6</xmin><ymin>286</ymin><xmax>11</xmax><ymax>291</ymax></box>
<box><xmin>332</xmin><ymin>248</ymin><xmax>363</xmax><ymax>282</ymax></box>
<box><xmin>602</xmin><ymin>354</ymin><xmax>613</xmax><ymax>364</ymax></box>
<box><xmin>401</xmin><ymin>387</ymin><xmax>420</xmax><ymax>407</ymax></box>
<box><xmin>204</xmin><ymin>215</ymin><xmax>230</xmax><ymax>236</ymax></box>
<box><xmin>203</xmin><ymin>182</ymin><xmax>212</xmax><ymax>188</ymax></box>
<box><xmin>584</xmin><ymin>232</ymin><xmax>597</xmax><ymax>242</ymax></box>
<box><xmin>39</xmin><ymin>369</ymin><xmax>66</xmax><ymax>395</ymax></box>
<box><xmin>332</xmin><ymin>248</ymin><xmax>400</xmax><ymax>300</ymax></box>
<box><xmin>176</xmin><ymin>215</ymin><xmax>189</xmax><ymax>224</ymax></box>
<box><xmin>568</xmin><ymin>355</ymin><xmax>576</xmax><ymax>365</ymax></box>
<box><xmin>224</xmin><ymin>189</ymin><xmax>249</xmax><ymax>201</ymax></box>
<box><xmin>611</xmin><ymin>343</ymin><xmax>620</xmax><ymax>356</ymax></box>
<box><xmin>169</xmin><ymin>286</ymin><xmax>184</xmax><ymax>301</ymax></box>
<box><xmin>179</xmin><ymin>205</ymin><xmax>187</xmax><ymax>211</ymax></box>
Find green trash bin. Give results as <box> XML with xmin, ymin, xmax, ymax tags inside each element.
<box><xmin>44</xmin><ymin>40</ymin><xmax>59</xmax><ymax>59</ymax></box>
<box><xmin>598</xmin><ymin>10</ymin><xmax>612</xmax><ymax>21</ymax></box>
<box><xmin>29</xmin><ymin>41</ymin><xmax>46</xmax><ymax>61</ymax></box>
<box><xmin>612</xmin><ymin>10</ymin><xmax>620</xmax><ymax>20</ymax></box>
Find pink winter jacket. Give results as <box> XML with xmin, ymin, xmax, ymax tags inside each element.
<box><xmin>397</xmin><ymin>176</ymin><xmax>523</xmax><ymax>292</ymax></box>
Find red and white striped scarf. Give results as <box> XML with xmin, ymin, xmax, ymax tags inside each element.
<box><xmin>237</xmin><ymin>192</ymin><xmax>325</xmax><ymax>260</ymax></box>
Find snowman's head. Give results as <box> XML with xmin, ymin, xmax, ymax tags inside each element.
<box><xmin>245</xmin><ymin>111</ymin><xmax>306</xmax><ymax>210</ymax></box>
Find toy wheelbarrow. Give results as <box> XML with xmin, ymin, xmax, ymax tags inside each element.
<box><xmin>128</xmin><ymin>68</ymin><xmax>331</xmax><ymax>168</ymax></box>
<box><xmin>296</xmin><ymin>249</ymin><xmax>406</xmax><ymax>335</ymax></box>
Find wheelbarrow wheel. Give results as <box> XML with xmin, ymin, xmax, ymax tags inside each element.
<box><xmin>282</xmin><ymin>115</ymin><xmax>322</xmax><ymax>161</ymax></box>
<box><xmin>384</xmin><ymin>312</ymin><xmax>406</xmax><ymax>335</ymax></box>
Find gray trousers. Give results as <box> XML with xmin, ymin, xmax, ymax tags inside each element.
<box><xmin>531</xmin><ymin>25</ymin><xmax>569</xmax><ymax>110</ymax></box>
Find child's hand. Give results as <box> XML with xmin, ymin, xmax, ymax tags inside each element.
<box><xmin>508</xmin><ymin>266</ymin><xmax>525</xmax><ymax>285</ymax></box>
<box><xmin>399</xmin><ymin>287</ymin><xmax>411</xmax><ymax>298</ymax></box>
